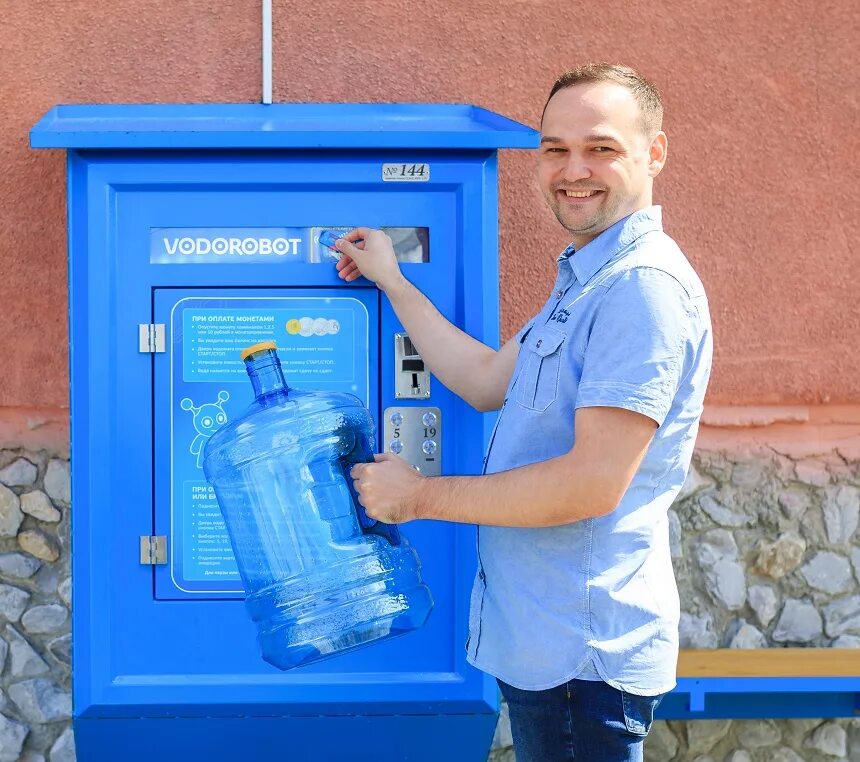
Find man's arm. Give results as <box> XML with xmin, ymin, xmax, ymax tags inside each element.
<box><xmin>336</xmin><ymin>228</ymin><xmax>518</xmax><ymax>412</ymax></box>
<box><xmin>351</xmin><ymin>405</ymin><xmax>657</xmax><ymax>527</ymax></box>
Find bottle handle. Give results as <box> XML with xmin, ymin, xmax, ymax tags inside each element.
<box><xmin>341</xmin><ymin>457</ymin><xmax>378</xmax><ymax>531</ymax></box>
<box><xmin>340</xmin><ymin>434</ymin><xmax>402</xmax><ymax>547</ymax></box>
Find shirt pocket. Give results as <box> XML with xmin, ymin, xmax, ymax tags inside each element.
<box><xmin>515</xmin><ymin>326</ymin><xmax>566</xmax><ymax>412</ymax></box>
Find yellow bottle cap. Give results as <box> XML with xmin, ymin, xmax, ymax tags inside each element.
<box><xmin>240</xmin><ymin>341</ymin><xmax>278</xmax><ymax>361</ymax></box>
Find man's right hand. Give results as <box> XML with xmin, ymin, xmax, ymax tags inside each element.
<box><xmin>335</xmin><ymin>228</ymin><xmax>404</xmax><ymax>293</ymax></box>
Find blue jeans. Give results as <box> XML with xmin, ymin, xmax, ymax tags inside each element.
<box><xmin>498</xmin><ymin>678</ymin><xmax>664</xmax><ymax>762</ymax></box>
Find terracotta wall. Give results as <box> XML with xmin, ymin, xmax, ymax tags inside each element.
<box><xmin>1</xmin><ymin>0</ymin><xmax>857</xmax><ymax>415</ymax></box>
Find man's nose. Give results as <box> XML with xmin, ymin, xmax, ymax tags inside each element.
<box><xmin>560</xmin><ymin>154</ymin><xmax>592</xmax><ymax>183</ymax></box>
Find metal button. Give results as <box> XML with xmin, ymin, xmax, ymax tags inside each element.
<box><xmin>389</xmin><ymin>412</ymin><xmax>403</xmax><ymax>426</ymax></box>
<box><xmin>422</xmin><ymin>439</ymin><xmax>437</xmax><ymax>455</ymax></box>
<box><xmin>389</xmin><ymin>440</ymin><xmax>404</xmax><ymax>454</ymax></box>
<box><xmin>421</xmin><ymin>411</ymin><xmax>437</xmax><ymax>427</ymax></box>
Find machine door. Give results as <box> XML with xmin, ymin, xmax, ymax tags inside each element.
<box><xmin>152</xmin><ymin>287</ymin><xmax>379</xmax><ymax>599</ymax></box>
<box><xmin>75</xmin><ymin>152</ymin><xmax>491</xmax><ymax>718</ymax></box>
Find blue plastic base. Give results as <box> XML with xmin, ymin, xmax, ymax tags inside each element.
<box><xmin>74</xmin><ymin>714</ymin><xmax>498</xmax><ymax>762</ymax></box>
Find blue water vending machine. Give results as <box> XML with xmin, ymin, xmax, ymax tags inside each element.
<box><xmin>30</xmin><ymin>104</ymin><xmax>538</xmax><ymax>761</ymax></box>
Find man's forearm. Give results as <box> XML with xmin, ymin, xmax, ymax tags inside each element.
<box><xmin>383</xmin><ymin>275</ymin><xmax>502</xmax><ymax>411</ymax></box>
<box><xmin>414</xmin><ymin>453</ymin><xmax>616</xmax><ymax>528</ymax></box>
<box><xmin>352</xmin><ymin>408</ymin><xmax>654</xmax><ymax>528</ymax></box>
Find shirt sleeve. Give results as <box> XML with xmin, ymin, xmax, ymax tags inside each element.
<box><xmin>575</xmin><ymin>267</ymin><xmax>691</xmax><ymax>426</ymax></box>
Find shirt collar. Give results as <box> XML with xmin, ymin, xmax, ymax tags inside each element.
<box><xmin>558</xmin><ymin>206</ymin><xmax>664</xmax><ymax>285</ymax></box>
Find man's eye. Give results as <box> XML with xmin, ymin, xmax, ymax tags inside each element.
<box><xmin>593</xmin><ymin>146</ymin><xmax>615</xmax><ymax>153</ymax></box>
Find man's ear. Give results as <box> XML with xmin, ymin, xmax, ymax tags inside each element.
<box><xmin>648</xmin><ymin>131</ymin><xmax>668</xmax><ymax>177</ymax></box>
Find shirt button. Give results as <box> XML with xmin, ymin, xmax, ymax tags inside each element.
<box><xmin>555</xmin><ymin>289</ymin><xmax>563</xmax><ymax>298</ymax></box>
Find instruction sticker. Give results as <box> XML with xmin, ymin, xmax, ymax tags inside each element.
<box><xmin>168</xmin><ymin>295</ymin><xmax>369</xmax><ymax>593</ymax></box>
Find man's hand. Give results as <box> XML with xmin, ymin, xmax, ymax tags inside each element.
<box><xmin>350</xmin><ymin>453</ymin><xmax>426</xmax><ymax>524</ymax></box>
<box><xmin>335</xmin><ymin>228</ymin><xmax>404</xmax><ymax>293</ymax></box>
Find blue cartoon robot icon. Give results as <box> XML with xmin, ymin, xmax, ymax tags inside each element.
<box><xmin>180</xmin><ymin>391</ymin><xmax>229</xmax><ymax>468</ymax></box>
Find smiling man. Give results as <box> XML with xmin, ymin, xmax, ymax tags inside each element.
<box><xmin>335</xmin><ymin>63</ymin><xmax>713</xmax><ymax>762</ymax></box>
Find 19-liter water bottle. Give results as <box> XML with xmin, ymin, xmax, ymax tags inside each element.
<box><xmin>202</xmin><ymin>341</ymin><xmax>433</xmax><ymax>670</ymax></box>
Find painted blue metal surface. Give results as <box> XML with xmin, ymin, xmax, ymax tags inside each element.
<box><xmin>32</xmin><ymin>104</ymin><xmax>538</xmax><ymax>761</ymax></box>
<box><xmin>665</xmin><ymin>677</ymin><xmax>860</xmax><ymax>719</ymax></box>
<box><xmin>30</xmin><ymin>103</ymin><xmax>538</xmax><ymax>149</ymax></box>
<box><xmin>70</xmin><ymin>149</ymin><xmax>503</xmax><ymax>721</ymax></box>
<box><xmin>73</xmin><ymin>715</ymin><xmax>499</xmax><ymax>762</ymax></box>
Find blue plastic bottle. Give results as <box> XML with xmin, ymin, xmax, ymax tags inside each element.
<box><xmin>202</xmin><ymin>341</ymin><xmax>433</xmax><ymax>670</ymax></box>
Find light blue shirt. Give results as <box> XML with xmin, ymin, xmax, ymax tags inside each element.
<box><xmin>466</xmin><ymin>206</ymin><xmax>712</xmax><ymax>695</ymax></box>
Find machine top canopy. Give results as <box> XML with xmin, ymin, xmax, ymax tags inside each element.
<box><xmin>30</xmin><ymin>103</ymin><xmax>539</xmax><ymax>150</ymax></box>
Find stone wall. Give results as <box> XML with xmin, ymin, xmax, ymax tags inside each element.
<box><xmin>0</xmin><ymin>449</ymin><xmax>74</xmax><ymax>762</ymax></box>
<box><xmin>672</xmin><ymin>450</ymin><xmax>860</xmax><ymax>652</ymax></box>
<box><xmin>3</xmin><ymin>444</ymin><xmax>859</xmax><ymax>761</ymax></box>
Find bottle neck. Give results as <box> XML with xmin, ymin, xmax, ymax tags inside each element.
<box><xmin>245</xmin><ymin>350</ymin><xmax>289</xmax><ymax>404</ymax></box>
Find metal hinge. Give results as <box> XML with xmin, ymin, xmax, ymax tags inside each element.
<box><xmin>140</xmin><ymin>536</ymin><xmax>167</xmax><ymax>565</ymax></box>
<box><xmin>138</xmin><ymin>324</ymin><xmax>166</xmax><ymax>353</ymax></box>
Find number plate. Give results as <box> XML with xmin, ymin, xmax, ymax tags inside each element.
<box><xmin>382</xmin><ymin>163</ymin><xmax>430</xmax><ymax>182</ymax></box>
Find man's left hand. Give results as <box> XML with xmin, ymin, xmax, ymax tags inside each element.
<box><xmin>350</xmin><ymin>453</ymin><xmax>427</xmax><ymax>524</ymax></box>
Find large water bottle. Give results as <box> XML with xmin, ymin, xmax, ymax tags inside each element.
<box><xmin>202</xmin><ymin>341</ymin><xmax>433</xmax><ymax>670</ymax></box>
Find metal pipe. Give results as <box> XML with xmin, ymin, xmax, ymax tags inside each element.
<box><xmin>262</xmin><ymin>0</ymin><xmax>273</xmax><ymax>104</ymax></box>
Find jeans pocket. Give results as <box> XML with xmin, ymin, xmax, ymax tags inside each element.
<box><xmin>621</xmin><ymin>691</ymin><xmax>663</xmax><ymax>736</ymax></box>
<box><xmin>514</xmin><ymin>327</ymin><xmax>565</xmax><ymax>412</ymax></box>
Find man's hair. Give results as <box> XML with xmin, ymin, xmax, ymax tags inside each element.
<box><xmin>544</xmin><ymin>63</ymin><xmax>664</xmax><ymax>137</ymax></box>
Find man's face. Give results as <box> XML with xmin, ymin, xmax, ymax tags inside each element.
<box><xmin>538</xmin><ymin>82</ymin><xmax>666</xmax><ymax>247</ymax></box>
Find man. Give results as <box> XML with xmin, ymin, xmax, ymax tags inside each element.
<box><xmin>335</xmin><ymin>63</ymin><xmax>712</xmax><ymax>762</ymax></box>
